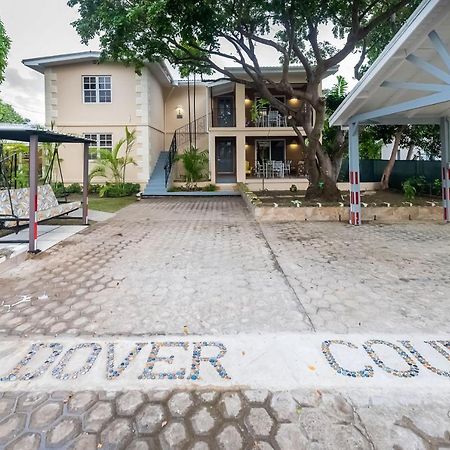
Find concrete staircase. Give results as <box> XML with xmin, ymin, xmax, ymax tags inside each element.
<box><xmin>142</xmin><ymin>151</ymin><xmax>168</xmax><ymax>196</ymax></box>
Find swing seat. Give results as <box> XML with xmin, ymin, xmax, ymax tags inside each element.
<box><xmin>0</xmin><ymin>184</ymin><xmax>81</xmax><ymax>229</ymax></box>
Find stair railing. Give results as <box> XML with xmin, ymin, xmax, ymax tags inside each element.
<box><xmin>163</xmin><ymin>114</ymin><xmax>208</xmax><ymax>187</ymax></box>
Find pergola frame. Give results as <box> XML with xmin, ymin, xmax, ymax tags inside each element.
<box><xmin>0</xmin><ymin>125</ymin><xmax>93</xmax><ymax>252</ymax></box>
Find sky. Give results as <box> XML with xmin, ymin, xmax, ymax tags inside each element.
<box><xmin>0</xmin><ymin>0</ymin><xmax>359</xmax><ymax>125</ymax></box>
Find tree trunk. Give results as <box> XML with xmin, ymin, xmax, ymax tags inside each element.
<box><xmin>380</xmin><ymin>127</ymin><xmax>404</xmax><ymax>190</ymax></box>
<box><xmin>406</xmin><ymin>143</ymin><xmax>415</xmax><ymax>160</ymax></box>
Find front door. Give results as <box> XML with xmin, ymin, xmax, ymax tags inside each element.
<box><xmin>215</xmin><ymin>137</ymin><xmax>236</xmax><ymax>183</ymax></box>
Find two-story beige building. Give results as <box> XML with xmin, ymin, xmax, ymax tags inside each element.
<box><xmin>23</xmin><ymin>51</ymin><xmax>336</xmax><ymax>193</ymax></box>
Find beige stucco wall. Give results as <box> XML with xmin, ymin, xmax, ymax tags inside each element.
<box><xmin>46</xmin><ymin>62</ymin><xmax>169</xmax><ymax>186</ymax></box>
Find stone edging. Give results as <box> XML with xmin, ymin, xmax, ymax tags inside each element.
<box><xmin>238</xmin><ymin>183</ymin><xmax>443</xmax><ymax>223</ymax></box>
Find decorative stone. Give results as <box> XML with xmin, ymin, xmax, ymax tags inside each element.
<box><xmin>270</xmin><ymin>393</ymin><xmax>298</xmax><ymax>422</ymax></box>
<box><xmin>243</xmin><ymin>390</ymin><xmax>269</xmax><ymax>404</ymax></box>
<box><xmin>30</xmin><ymin>402</ymin><xmax>63</xmax><ymax>429</ymax></box>
<box><xmin>5</xmin><ymin>432</ymin><xmax>40</xmax><ymax>450</ymax></box>
<box><xmin>168</xmin><ymin>392</ymin><xmax>194</xmax><ymax>417</ymax></box>
<box><xmin>83</xmin><ymin>401</ymin><xmax>114</xmax><ymax>433</ymax></box>
<box><xmin>146</xmin><ymin>390</ymin><xmax>171</xmax><ymax>402</ymax></box>
<box><xmin>0</xmin><ymin>414</ymin><xmax>26</xmax><ymax>444</ymax></box>
<box><xmin>219</xmin><ymin>393</ymin><xmax>242</xmax><ymax>419</ymax></box>
<box><xmin>68</xmin><ymin>391</ymin><xmax>97</xmax><ymax>414</ymax></box>
<box><xmin>191</xmin><ymin>407</ymin><xmax>216</xmax><ymax>435</ymax></box>
<box><xmin>46</xmin><ymin>417</ymin><xmax>81</xmax><ymax>447</ymax></box>
<box><xmin>275</xmin><ymin>423</ymin><xmax>309</xmax><ymax>450</ymax></box>
<box><xmin>245</xmin><ymin>408</ymin><xmax>274</xmax><ymax>437</ymax></box>
<box><xmin>100</xmin><ymin>418</ymin><xmax>134</xmax><ymax>449</ymax></box>
<box><xmin>216</xmin><ymin>425</ymin><xmax>243</xmax><ymax>450</ymax></box>
<box><xmin>159</xmin><ymin>421</ymin><xmax>188</xmax><ymax>449</ymax></box>
<box><xmin>116</xmin><ymin>391</ymin><xmax>146</xmax><ymax>416</ymax></box>
<box><xmin>135</xmin><ymin>404</ymin><xmax>166</xmax><ymax>434</ymax></box>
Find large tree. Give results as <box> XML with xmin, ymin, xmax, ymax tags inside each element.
<box><xmin>0</xmin><ymin>19</ymin><xmax>10</xmax><ymax>84</ymax></box>
<box><xmin>69</xmin><ymin>0</ymin><xmax>417</xmax><ymax>200</ymax></box>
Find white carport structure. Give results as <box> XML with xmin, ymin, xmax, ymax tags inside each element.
<box><xmin>330</xmin><ymin>0</ymin><xmax>450</xmax><ymax>225</ymax></box>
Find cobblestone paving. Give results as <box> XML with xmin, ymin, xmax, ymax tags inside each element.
<box><xmin>1</xmin><ymin>388</ymin><xmax>449</xmax><ymax>449</ymax></box>
<box><xmin>261</xmin><ymin>221</ymin><xmax>450</xmax><ymax>334</ymax></box>
<box><xmin>0</xmin><ymin>198</ymin><xmax>312</xmax><ymax>336</ymax></box>
<box><xmin>1</xmin><ymin>198</ymin><xmax>450</xmax><ymax>449</ymax></box>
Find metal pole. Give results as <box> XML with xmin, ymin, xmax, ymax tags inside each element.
<box><xmin>440</xmin><ymin>117</ymin><xmax>450</xmax><ymax>222</ymax></box>
<box><xmin>83</xmin><ymin>142</ymin><xmax>89</xmax><ymax>225</ymax></box>
<box><xmin>348</xmin><ymin>121</ymin><xmax>361</xmax><ymax>225</ymax></box>
<box><xmin>28</xmin><ymin>134</ymin><xmax>39</xmax><ymax>253</ymax></box>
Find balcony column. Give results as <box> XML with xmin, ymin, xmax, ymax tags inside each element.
<box><xmin>440</xmin><ymin>117</ymin><xmax>450</xmax><ymax>222</ymax></box>
<box><xmin>209</xmin><ymin>133</ymin><xmax>216</xmax><ymax>184</ymax></box>
<box><xmin>235</xmin><ymin>84</ymin><xmax>246</xmax><ymax>128</ymax></box>
<box><xmin>236</xmin><ymin>134</ymin><xmax>246</xmax><ymax>183</ymax></box>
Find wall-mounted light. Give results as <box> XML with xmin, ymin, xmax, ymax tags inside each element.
<box><xmin>290</xmin><ymin>140</ymin><xmax>299</xmax><ymax>147</ymax></box>
<box><xmin>244</xmin><ymin>96</ymin><xmax>252</xmax><ymax>106</ymax></box>
<box><xmin>176</xmin><ymin>105</ymin><xmax>184</xmax><ymax>119</ymax></box>
<box><xmin>288</xmin><ymin>97</ymin><xmax>300</xmax><ymax>105</ymax></box>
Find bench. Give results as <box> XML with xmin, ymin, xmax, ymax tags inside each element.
<box><xmin>0</xmin><ymin>184</ymin><xmax>81</xmax><ymax>229</ymax></box>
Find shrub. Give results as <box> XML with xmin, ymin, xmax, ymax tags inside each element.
<box><xmin>67</xmin><ymin>183</ymin><xmax>82</xmax><ymax>194</ymax></box>
<box><xmin>203</xmin><ymin>183</ymin><xmax>217</xmax><ymax>191</ymax></box>
<box><xmin>99</xmin><ymin>182</ymin><xmax>140</xmax><ymax>198</ymax></box>
<box><xmin>432</xmin><ymin>178</ymin><xmax>442</xmax><ymax>196</ymax></box>
<box><xmin>88</xmin><ymin>183</ymin><xmax>102</xmax><ymax>194</ymax></box>
<box><xmin>402</xmin><ymin>179</ymin><xmax>416</xmax><ymax>202</ymax></box>
<box><xmin>51</xmin><ymin>182</ymin><xmax>66</xmax><ymax>198</ymax></box>
<box><xmin>174</xmin><ymin>146</ymin><xmax>209</xmax><ymax>187</ymax></box>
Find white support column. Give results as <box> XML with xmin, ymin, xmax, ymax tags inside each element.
<box><xmin>82</xmin><ymin>142</ymin><xmax>89</xmax><ymax>225</ymax></box>
<box><xmin>440</xmin><ymin>117</ymin><xmax>450</xmax><ymax>222</ymax></box>
<box><xmin>348</xmin><ymin>121</ymin><xmax>361</xmax><ymax>225</ymax></box>
<box><xmin>28</xmin><ymin>134</ymin><xmax>39</xmax><ymax>253</ymax></box>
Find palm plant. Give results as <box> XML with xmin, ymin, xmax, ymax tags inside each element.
<box><xmin>175</xmin><ymin>146</ymin><xmax>209</xmax><ymax>188</ymax></box>
<box><xmin>89</xmin><ymin>127</ymin><xmax>136</xmax><ymax>183</ymax></box>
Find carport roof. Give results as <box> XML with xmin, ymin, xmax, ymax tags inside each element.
<box><xmin>330</xmin><ymin>0</ymin><xmax>450</xmax><ymax>126</ymax></box>
<box><xmin>0</xmin><ymin>124</ymin><xmax>95</xmax><ymax>144</ymax></box>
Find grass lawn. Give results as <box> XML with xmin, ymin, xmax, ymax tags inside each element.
<box><xmin>87</xmin><ymin>195</ymin><xmax>137</xmax><ymax>213</ymax></box>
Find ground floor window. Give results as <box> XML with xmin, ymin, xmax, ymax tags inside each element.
<box><xmin>84</xmin><ymin>133</ymin><xmax>113</xmax><ymax>160</ymax></box>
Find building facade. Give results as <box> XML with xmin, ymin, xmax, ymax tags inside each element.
<box><xmin>23</xmin><ymin>52</ymin><xmax>336</xmax><ymax>191</ymax></box>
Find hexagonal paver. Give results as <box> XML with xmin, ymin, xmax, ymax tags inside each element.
<box><xmin>16</xmin><ymin>393</ymin><xmax>48</xmax><ymax>411</ymax></box>
<box><xmin>116</xmin><ymin>391</ymin><xmax>146</xmax><ymax>416</ymax></box>
<box><xmin>245</xmin><ymin>408</ymin><xmax>274</xmax><ymax>437</ymax></box>
<box><xmin>197</xmin><ymin>391</ymin><xmax>218</xmax><ymax>404</ymax></box>
<box><xmin>68</xmin><ymin>392</ymin><xmax>97</xmax><ymax>414</ymax></box>
<box><xmin>219</xmin><ymin>393</ymin><xmax>242</xmax><ymax>419</ymax></box>
<box><xmin>243</xmin><ymin>390</ymin><xmax>269</xmax><ymax>404</ymax></box>
<box><xmin>253</xmin><ymin>442</ymin><xmax>274</xmax><ymax>450</ymax></box>
<box><xmin>46</xmin><ymin>417</ymin><xmax>81</xmax><ymax>447</ymax></box>
<box><xmin>69</xmin><ymin>432</ymin><xmax>98</xmax><ymax>450</ymax></box>
<box><xmin>126</xmin><ymin>439</ymin><xmax>152</xmax><ymax>450</ymax></box>
<box><xmin>30</xmin><ymin>402</ymin><xmax>63</xmax><ymax>429</ymax></box>
<box><xmin>0</xmin><ymin>413</ymin><xmax>26</xmax><ymax>444</ymax></box>
<box><xmin>191</xmin><ymin>407</ymin><xmax>216</xmax><ymax>435</ymax></box>
<box><xmin>0</xmin><ymin>398</ymin><xmax>15</xmax><ymax>418</ymax></box>
<box><xmin>100</xmin><ymin>418</ymin><xmax>134</xmax><ymax>448</ymax></box>
<box><xmin>190</xmin><ymin>441</ymin><xmax>210</xmax><ymax>450</ymax></box>
<box><xmin>159</xmin><ymin>421</ymin><xmax>189</xmax><ymax>449</ymax></box>
<box><xmin>135</xmin><ymin>404</ymin><xmax>166</xmax><ymax>434</ymax></box>
<box><xmin>5</xmin><ymin>432</ymin><xmax>41</xmax><ymax>450</ymax></box>
<box><xmin>83</xmin><ymin>401</ymin><xmax>114</xmax><ymax>433</ymax></box>
<box><xmin>270</xmin><ymin>392</ymin><xmax>298</xmax><ymax>422</ymax></box>
<box><xmin>168</xmin><ymin>392</ymin><xmax>194</xmax><ymax>417</ymax></box>
<box><xmin>216</xmin><ymin>425</ymin><xmax>243</xmax><ymax>450</ymax></box>
<box><xmin>276</xmin><ymin>423</ymin><xmax>309</xmax><ymax>450</ymax></box>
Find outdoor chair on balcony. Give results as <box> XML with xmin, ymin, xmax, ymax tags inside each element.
<box><xmin>268</xmin><ymin>110</ymin><xmax>280</xmax><ymax>127</ymax></box>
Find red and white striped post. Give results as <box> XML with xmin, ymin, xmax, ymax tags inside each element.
<box><xmin>441</xmin><ymin>117</ymin><xmax>450</xmax><ymax>223</ymax></box>
<box><xmin>28</xmin><ymin>134</ymin><xmax>39</xmax><ymax>253</ymax></box>
<box><xmin>348</xmin><ymin>121</ymin><xmax>361</xmax><ymax>225</ymax></box>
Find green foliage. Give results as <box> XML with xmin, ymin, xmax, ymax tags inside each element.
<box><xmin>0</xmin><ymin>19</ymin><xmax>10</xmax><ymax>84</ymax></box>
<box><xmin>99</xmin><ymin>182</ymin><xmax>140</xmax><ymax>197</ymax></box>
<box><xmin>402</xmin><ymin>179</ymin><xmax>416</xmax><ymax>202</ymax></box>
<box><xmin>432</xmin><ymin>178</ymin><xmax>442</xmax><ymax>196</ymax></box>
<box><xmin>359</xmin><ymin>127</ymin><xmax>382</xmax><ymax>159</ymax></box>
<box><xmin>89</xmin><ymin>127</ymin><xmax>137</xmax><ymax>183</ymax></box>
<box><xmin>88</xmin><ymin>183</ymin><xmax>102</xmax><ymax>194</ymax></box>
<box><xmin>0</xmin><ymin>99</ymin><xmax>27</xmax><ymax>123</ymax></box>
<box><xmin>250</xmin><ymin>98</ymin><xmax>270</xmax><ymax>123</ymax></box>
<box><xmin>51</xmin><ymin>182</ymin><xmax>67</xmax><ymax>198</ymax></box>
<box><xmin>203</xmin><ymin>183</ymin><xmax>217</xmax><ymax>191</ymax></box>
<box><xmin>175</xmin><ymin>146</ymin><xmax>209</xmax><ymax>187</ymax></box>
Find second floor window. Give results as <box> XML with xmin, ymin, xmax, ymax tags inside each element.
<box><xmin>84</xmin><ymin>133</ymin><xmax>113</xmax><ymax>159</ymax></box>
<box><xmin>83</xmin><ymin>75</ymin><xmax>112</xmax><ymax>103</ymax></box>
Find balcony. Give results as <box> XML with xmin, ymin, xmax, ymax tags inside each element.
<box><xmin>246</xmin><ymin>109</ymin><xmax>288</xmax><ymax>128</ymax></box>
<box><xmin>211</xmin><ymin>106</ymin><xmax>236</xmax><ymax>127</ymax></box>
